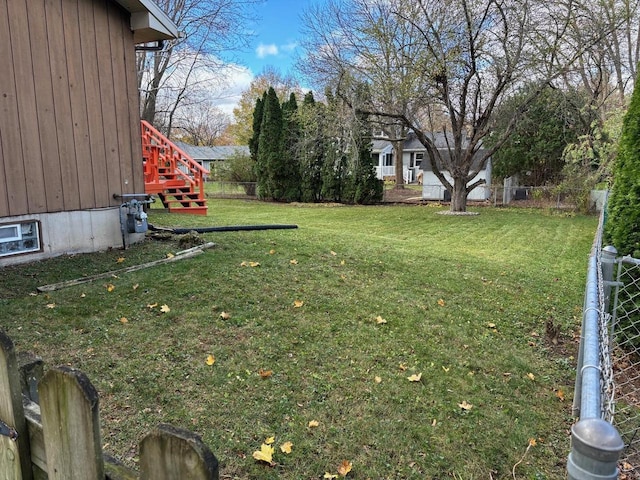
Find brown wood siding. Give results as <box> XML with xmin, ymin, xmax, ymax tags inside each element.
<box><xmin>0</xmin><ymin>0</ymin><xmax>143</xmax><ymax>217</ymax></box>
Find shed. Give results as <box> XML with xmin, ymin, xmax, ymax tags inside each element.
<box><xmin>0</xmin><ymin>0</ymin><xmax>177</xmax><ymax>266</ymax></box>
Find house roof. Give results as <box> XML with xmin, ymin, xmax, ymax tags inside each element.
<box><xmin>113</xmin><ymin>0</ymin><xmax>179</xmax><ymax>43</ymax></box>
<box><xmin>175</xmin><ymin>142</ymin><xmax>250</xmax><ymax>161</ymax></box>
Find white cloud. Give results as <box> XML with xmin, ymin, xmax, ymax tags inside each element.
<box><xmin>212</xmin><ymin>64</ymin><xmax>254</xmax><ymax>115</ymax></box>
<box><xmin>280</xmin><ymin>42</ymin><xmax>298</xmax><ymax>53</ymax></box>
<box><xmin>256</xmin><ymin>43</ymin><xmax>279</xmax><ymax>58</ymax></box>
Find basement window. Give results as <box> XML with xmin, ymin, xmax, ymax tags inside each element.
<box><xmin>0</xmin><ymin>221</ymin><xmax>41</xmax><ymax>257</ymax></box>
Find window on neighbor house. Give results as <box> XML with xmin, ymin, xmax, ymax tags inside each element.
<box><xmin>414</xmin><ymin>153</ymin><xmax>424</xmax><ymax>168</ymax></box>
<box><xmin>0</xmin><ymin>221</ymin><xmax>41</xmax><ymax>258</ymax></box>
<box><xmin>383</xmin><ymin>153</ymin><xmax>393</xmax><ymax>166</ymax></box>
<box><xmin>371</xmin><ymin>153</ymin><xmax>380</xmax><ymax>164</ymax></box>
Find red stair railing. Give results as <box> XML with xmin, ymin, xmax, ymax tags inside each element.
<box><xmin>141</xmin><ymin>120</ymin><xmax>209</xmax><ymax>215</ymax></box>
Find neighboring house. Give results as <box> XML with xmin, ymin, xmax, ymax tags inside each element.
<box><xmin>371</xmin><ymin>132</ymin><xmax>492</xmax><ymax>201</ymax></box>
<box><xmin>174</xmin><ymin>142</ymin><xmax>250</xmax><ymax>180</ymax></box>
<box><xmin>0</xmin><ymin>0</ymin><xmax>177</xmax><ymax>266</ymax></box>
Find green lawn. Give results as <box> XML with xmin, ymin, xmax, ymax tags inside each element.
<box><xmin>0</xmin><ymin>201</ymin><xmax>596</xmax><ymax>479</ymax></box>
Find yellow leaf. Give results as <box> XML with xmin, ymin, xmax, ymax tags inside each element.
<box><xmin>458</xmin><ymin>400</ymin><xmax>473</xmax><ymax>410</ymax></box>
<box><xmin>147</xmin><ymin>303</ymin><xmax>158</xmax><ymax>309</ymax></box>
<box><xmin>280</xmin><ymin>441</ymin><xmax>293</xmax><ymax>454</ymax></box>
<box><xmin>290</xmin><ymin>259</ymin><xmax>298</xmax><ymax>265</ymax></box>
<box><xmin>249</xmin><ymin>261</ymin><xmax>260</xmax><ymax>267</ymax></box>
<box><xmin>258</xmin><ymin>368</ymin><xmax>273</xmax><ymax>379</ymax></box>
<box><xmin>80</xmin><ymin>293</ymin><xmax>86</xmax><ymax>298</ymax></box>
<box><xmin>407</xmin><ymin>373</ymin><xmax>422</xmax><ymax>382</ymax></box>
<box><xmin>527</xmin><ymin>372</ymin><xmax>535</xmax><ymax>381</ymax></box>
<box><xmin>340</xmin><ymin>260</ymin><xmax>345</xmax><ymax>265</ymax></box>
<box><xmin>375</xmin><ymin>315</ymin><xmax>387</xmax><ymax>324</ymax></box>
<box><xmin>437</xmin><ymin>298</ymin><xmax>445</xmax><ymax>306</ymax></box>
<box><xmin>556</xmin><ymin>389</ymin><xmax>565</xmax><ymax>401</ymax></box>
<box><xmin>132</xmin><ymin>283</ymin><xmax>139</xmax><ymax>291</ymax></box>
<box><xmin>166</xmin><ymin>252</ymin><xmax>175</xmax><ymax>259</ymax></box>
<box><xmin>337</xmin><ymin>460</ymin><xmax>352</xmax><ymax>476</ymax></box>
<box><xmin>240</xmin><ymin>261</ymin><xmax>248</xmax><ymax>267</ymax></box>
<box><xmin>269</xmin><ymin>249</ymin><xmax>276</xmax><ymax>255</ymax></box>
<box><xmin>206</xmin><ymin>354</ymin><xmax>215</xmax><ymax>366</ymax></box>
<box><xmin>160</xmin><ymin>304</ymin><xmax>170</xmax><ymax>313</ymax></box>
<box><xmin>293</xmin><ymin>300</ymin><xmax>304</xmax><ymax>308</ymax></box>
<box><xmin>398</xmin><ymin>363</ymin><xmax>408</xmax><ymax>371</ymax></box>
<box><xmin>330</xmin><ymin>251</ymin><xmax>337</xmax><ymax>256</ymax></box>
<box><xmin>116</xmin><ymin>257</ymin><xmax>125</xmax><ymax>263</ymax></box>
<box><xmin>528</xmin><ymin>438</ymin><xmax>537</xmax><ymax>447</ymax></box>
<box><xmin>220</xmin><ymin>311</ymin><xmax>230</xmax><ymax>320</ymax></box>
<box><xmin>487</xmin><ymin>322</ymin><xmax>496</xmax><ymax>328</ymax></box>
<box><xmin>252</xmin><ymin>443</ymin><xmax>274</xmax><ymax>464</ymax></box>
<box><xmin>374</xmin><ymin>376</ymin><xmax>382</xmax><ymax>384</ymax></box>
<box><xmin>46</xmin><ymin>303</ymin><xmax>56</xmax><ymax>309</ymax></box>
<box><xmin>120</xmin><ymin>317</ymin><xmax>128</xmax><ymax>324</ymax></box>
<box><xmin>431</xmin><ymin>418</ymin><xmax>437</xmax><ymax>427</ymax></box>
<box><xmin>442</xmin><ymin>366</ymin><xmax>450</xmax><ymax>372</ymax></box>
<box><xmin>107</xmin><ymin>283</ymin><xmax>115</xmax><ymax>292</ymax></box>
<box><xmin>324</xmin><ymin>474</ymin><xmax>338</xmax><ymax>479</ymax></box>
<box><xmin>308</xmin><ymin>420</ymin><xmax>319</xmax><ymax>428</ymax></box>
<box><xmin>265</xmin><ymin>436</ymin><xmax>275</xmax><ymax>445</ymax></box>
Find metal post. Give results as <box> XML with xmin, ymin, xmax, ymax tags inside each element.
<box><xmin>567</xmin><ymin>418</ymin><xmax>624</xmax><ymax>480</ymax></box>
<box><xmin>601</xmin><ymin>245</ymin><xmax>617</xmax><ymax>313</ymax></box>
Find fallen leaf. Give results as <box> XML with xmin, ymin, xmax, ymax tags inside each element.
<box><xmin>407</xmin><ymin>373</ymin><xmax>422</xmax><ymax>382</ymax></box>
<box><xmin>220</xmin><ymin>311</ymin><xmax>230</xmax><ymax>320</ymax></box>
<box><xmin>269</xmin><ymin>249</ymin><xmax>276</xmax><ymax>255</ymax></box>
<box><xmin>340</xmin><ymin>260</ymin><xmax>345</xmax><ymax>265</ymax></box>
<box><xmin>442</xmin><ymin>366</ymin><xmax>450</xmax><ymax>372</ymax></box>
<box><xmin>147</xmin><ymin>303</ymin><xmax>158</xmax><ymax>309</ymax></box>
<box><xmin>324</xmin><ymin>474</ymin><xmax>338</xmax><ymax>479</ymax></box>
<box><xmin>116</xmin><ymin>257</ymin><xmax>125</xmax><ymax>263</ymax></box>
<box><xmin>240</xmin><ymin>261</ymin><xmax>248</xmax><ymax>267</ymax></box>
<box><xmin>160</xmin><ymin>304</ymin><xmax>170</xmax><ymax>313</ymax></box>
<box><xmin>290</xmin><ymin>259</ymin><xmax>298</xmax><ymax>265</ymax></box>
<box><xmin>280</xmin><ymin>441</ymin><xmax>293</xmax><ymax>454</ymax></box>
<box><xmin>556</xmin><ymin>389</ymin><xmax>565</xmax><ymax>401</ymax></box>
<box><xmin>374</xmin><ymin>376</ymin><xmax>382</xmax><ymax>384</ymax></box>
<box><xmin>487</xmin><ymin>322</ymin><xmax>496</xmax><ymax>328</ymax></box>
<box><xmin>308</xmin><ymin>420</ymin><xmax>319</xmax><ymax>428</ymax></box>
<box><xmin>258</xmin><ymin>368</ymin><xmax>273</xmax><ymax>378</ymax></box>
<box><xmin>252</xmin><ymin>443</ymin><xmax>274</xmax><ymax>464</ymax></box>
<box><xmin>249</xmin><ymin>261</ymin><xmax>260</xmax><ymax>267</ymax></box>
<box><xmin>398</xmin><ymin>363</ymin><xmax>408</xmax><ymax>371</ymax></box>
<box><xmin>206</xmin><ymin>354</ymin><xmax>215</xmax><ymax>366</ymax></box>
<box><xmin>132</xmin><ymin>284</ymin><xmax>139</xmax><ymax>291</ymax></box>
<box><xmin>458</xmin><ymin>400</ymin><xmax>473</xmax><ymax>410</ymax></box>
<box><xmin>166</xmin><ymin>253</ymin><xmax>175</xmax><ymax>259</ymax></box>
<box><xmin>437</xmin><ymin>298</ymin><xmax>445</xmax><ymax>307</ymax></box>
<box><xmin>330</xmin><ymin>251</ymin><xmax>337</xmax><ymax>256</ymax></box>
<box><xmin>106</xmin><ymin>283</ymin><xmax>115</xmax><ymax>292</ymax></box>
<box><xmin>527</xmin><ymin>372</ymin><xmax>535</xmax><ymax>381</ymax></box>
<box><xmin>293</xmin><ymin>300</ymin><xmax>304</xmax><ymax>308</ymax></box>
<box><xmin>431</xmin><ymin>418</ymin><xmax>437</xmax><ymax>426</ymax></box>
<box><xmin>80</xmin><ymin>293</ymin><xmax>86</xmax><ymax>298</ymax></box>
<box><xmin>120</xmin><ymin>317</ymin><xmax>128</xmax><ymax>324</ymax></box>
<box><xmin>528</xmin><ymin>438</ymin><xmax>537</xmax><ymax>447</ymax></box>
<box><xmin>46</xmin><ymin>303</ymin><xmax>56</xmax><ymax>309</ymax></box>
<box><xmin>337</xmin><ymin>460</ymin><xmax>352</xmax><ymax>476</ymax></box>
<box><xmin>265</xmin><ymin>436</ymin><xmax>275</xmax><ymax>445</ymax></box>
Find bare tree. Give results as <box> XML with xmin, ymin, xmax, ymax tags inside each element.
<box><xmin>301</xmin><ymin>0</ymin><xmax>602</xmax><ymax>211</ymax></box>
<box><xmin>137</xmin><ymin>0</ymin><xmax>260</xmax><ymax>136</ymax></box>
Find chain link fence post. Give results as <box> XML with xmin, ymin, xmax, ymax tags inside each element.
<box><xmin>568</xmin><ymin>418</ymin><xmax>624</xmax><ymax>480</ymax></box>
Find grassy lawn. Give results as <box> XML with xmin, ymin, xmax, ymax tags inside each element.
<box><xmin>0</xmin><ymin>201</ymin><xmax>596</xmax><ymax>479</ymax></box>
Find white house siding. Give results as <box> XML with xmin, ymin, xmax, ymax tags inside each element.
<box><xmin>421</xmin><ymin>165</ymin><xmax>492</xmax><ymax>201</ymax></box>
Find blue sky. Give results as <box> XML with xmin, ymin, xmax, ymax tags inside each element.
<box><xmin>240</xmin><ymin>0</ymin><xmax>313</xmax><ymax>76</ymax></box>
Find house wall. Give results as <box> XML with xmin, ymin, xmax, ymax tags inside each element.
<box><xmin>0</xmin><ymin>0</ymin><xmax>144</xmax><ymax>219</ymax></box>
<box><xmin>421</xmin><ymin>167</ymin><xmax>492</xmax><ymax>201</ymax></box>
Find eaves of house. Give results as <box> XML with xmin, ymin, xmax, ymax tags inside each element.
<box><xmin>113</xmin><ymin>0</ymin><xmax>179</xmax><ymax>43</ymax></box>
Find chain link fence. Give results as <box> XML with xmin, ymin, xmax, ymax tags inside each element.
<box><xmin>610</xmin><ymin>255</ymin><xmax>640</xmax><ymax>474</ymax></box>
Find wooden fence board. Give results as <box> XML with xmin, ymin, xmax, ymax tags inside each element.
<box><xmin>140</xmin><ymin>424</ymin><xmax>219</xmax><ymax>480</ymax></box>
<box><xmin>0</xmin><ymin>331</ymin><xmax>33</xmax><ymax>480</ymax></box>
<box><xmin>39</xmin><ymin>366</ymin><xmax>104</xmax><ymax>480</ymax></box>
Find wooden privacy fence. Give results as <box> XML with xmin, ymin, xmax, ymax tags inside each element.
<box><xmin>0</xmin><ymin>331</ymin><xmax>219</xmax><ymax>480</ymax></box>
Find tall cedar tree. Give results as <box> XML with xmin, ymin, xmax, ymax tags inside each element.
<box><xmin>606</xmin><ymin>75</ymin><xmax>640</xmax><ymax>257</ymax></box>
<box><xmin>249</xmin><ymin>94</ymin><xmax>265</xmax><ymax>163</ymax></box>
<box><xmin>278</xmin><ymin>93</ymin><xmax>302</xmax><ymax>201</ymax></box>
<box><xmin>299</xmin><ymin>92</ymin><xmax>327</xmax><ymax>202</ymax></box>
<box><xmin>256</xmin><ymin>88</ymin><xmax>283</xmax><ymax>199</ymax></box>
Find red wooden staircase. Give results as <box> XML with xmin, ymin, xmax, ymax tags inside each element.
<box><xmin>141</xmin><ymin>120</ymin><xmax>209</xmax><ymax>215</ymax></box>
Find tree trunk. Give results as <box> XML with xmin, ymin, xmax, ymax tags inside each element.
<box><xmin>450</xmin><ymin>177</ymin><xmax>468</xmax><ymax>212</ymax></box>
<box><xmin>394</xmin><ymin>140</ymin><xmax>404</xmax><ymax>188</ymax></box>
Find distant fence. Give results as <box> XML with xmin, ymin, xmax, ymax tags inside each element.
<box><xmin>0</xmin><ymin>331</ymin><xmax>219</xmax><ymax>480</ymax></box>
